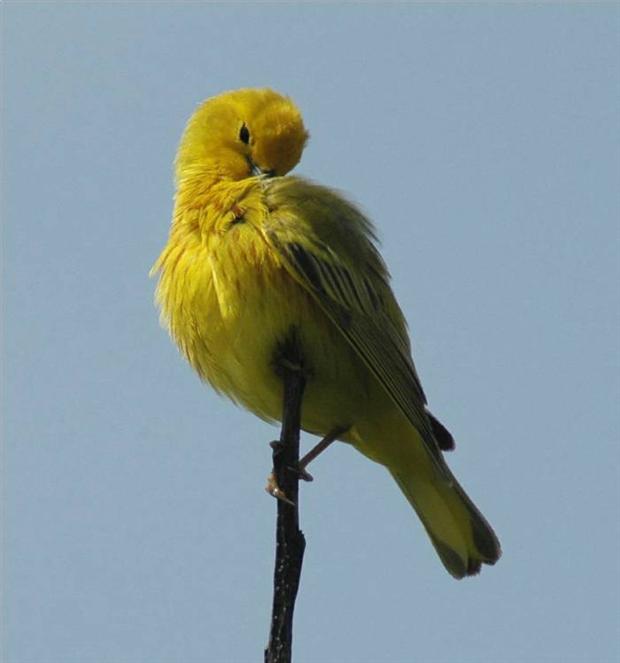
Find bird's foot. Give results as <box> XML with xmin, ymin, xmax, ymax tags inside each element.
<box><xmin>265</xmin><ymin>471</ymin><xmax>295</xmax><ymax>505</ymax></box>
<box><xmin>287</xmin><ymin>464</ymin><xmax>314</xmax><ymax>482</ymax></box>
<box><xmin>266</xmin><ymin>441</ymin><xmax>296</xmax><ymax>504</ymax></box>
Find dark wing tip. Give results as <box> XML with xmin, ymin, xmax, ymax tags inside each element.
<box><xmin>427</xmin><ymin>411</ymin><xmax>456</xmax><ymax>451</ymax></box>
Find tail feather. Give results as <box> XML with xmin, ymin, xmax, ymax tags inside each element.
<box><xmin>352</xmin><ymin>406</ymin><xmax>500</xmax><ymax>578</ymax></box>
<box><xmin>390</xmin><ymin>466</ymin><xmax>501</xmax><ymax>579</ymax></box>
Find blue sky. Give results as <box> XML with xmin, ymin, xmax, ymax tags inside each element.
<box><xmin>3</xmin><ymin>4</ymin><xmax>619</xmax><ymax>662</ymax></box>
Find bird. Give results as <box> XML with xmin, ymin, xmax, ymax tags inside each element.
<box><xmin>152</xmin><ymin>88</ymin><xmax>501</xmax><ymax>579</ymax></box>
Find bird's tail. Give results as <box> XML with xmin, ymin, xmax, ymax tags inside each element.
<box><xmin>389</xmin><ymin>457</ymin><xmax>501</xmax><ymax>578</ymax></box>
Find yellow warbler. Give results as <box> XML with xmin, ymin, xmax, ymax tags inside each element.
<box><xmin>152</xmin><ymin>88</ymin><xmax>500</xmax><ymax>578</ymax></box>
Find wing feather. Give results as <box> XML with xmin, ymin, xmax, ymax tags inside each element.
<box><xmin>262</xmin><ymin>178</ymin><xmax>446</xmax><ymax>470</ymax></box>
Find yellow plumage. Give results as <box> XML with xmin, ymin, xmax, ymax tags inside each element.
<box><xmin>152</xmin><ymin>88</ymin><xmax>500</xmax><ymax>578</ymax></box>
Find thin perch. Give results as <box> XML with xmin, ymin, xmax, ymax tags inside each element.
<box><xmin>265</xmin><ymin>332</ymin><xmax>307</xmax><ymax>663</ymax></box>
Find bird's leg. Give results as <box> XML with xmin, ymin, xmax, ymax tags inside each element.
<box><xmin>266</xmin><ymin>426</ymin><xmax>345</xmax><ymax>499</ymax></box>
<box><xmin>293</xmin><ymin>426</ymin><xmax>348</xmax><ymax>482</ymax></box>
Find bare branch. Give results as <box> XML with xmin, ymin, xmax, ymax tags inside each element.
<box><xmin>265</xmin><ymin>331</ymin><xmax>307</xmax><ymax>663</ymax></box>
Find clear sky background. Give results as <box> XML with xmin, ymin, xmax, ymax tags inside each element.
<box><xmin>3</xmin><ymin>4</ymin><xmax>619</xmax><ymax>663</ymax></box>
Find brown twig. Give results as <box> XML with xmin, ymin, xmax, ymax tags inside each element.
<box><xmin>265</xmin><ymin>332</ymin><xmax>307</xmax><ymax>663</ymax></box>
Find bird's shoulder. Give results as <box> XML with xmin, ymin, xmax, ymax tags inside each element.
<box><xmin>258</xmin><ymin>176</ymin><xmax>409</xmax><ymax>342</ymax></box>
<box><xmin>261</xmin><ymin>176</ymin><xmax>385</xmax><ymax>276</ymax></box>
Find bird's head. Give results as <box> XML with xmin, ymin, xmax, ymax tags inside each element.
<box><xmin>175</xmin><ymin>88</ymin><xmax>309</xmax><ymax>183</ymax></box>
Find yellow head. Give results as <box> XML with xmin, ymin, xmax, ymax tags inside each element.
<box><xmin>175</xmin><ymin>88</ymin><xmax>309</xmax><ymax>183</ymax></box>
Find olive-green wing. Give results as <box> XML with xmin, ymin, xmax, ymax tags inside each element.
<box><xmin>262</xmin><ymin>177</ymin><xmax>446</xmax><ymax>470</ymax></box>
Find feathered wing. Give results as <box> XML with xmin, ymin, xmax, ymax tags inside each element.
<box><xmin>261</xmin><ymin>177</ymin><xmax>445</xmax><ymax>472</ymax></box>
<box><xmin>262</xmin><ymin>177</ymin><xmax>501</xmax><ymax>577</ymax></box>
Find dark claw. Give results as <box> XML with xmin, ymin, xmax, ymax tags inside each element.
<box><xmin>287</xmin><ymin>465</ymin><xmax>314</xmax><ymax>482</ymax></box>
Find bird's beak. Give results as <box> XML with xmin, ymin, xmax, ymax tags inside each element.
<box><xmin>249</xmin><ymin>159</ymin><xmax>276</xmax><ymax>178</ymax></box>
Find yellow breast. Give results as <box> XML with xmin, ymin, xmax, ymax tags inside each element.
<box><xmin>153</xmin><ymin>178</ymin><xmax>375</xmax><ymax>435</ymax></box>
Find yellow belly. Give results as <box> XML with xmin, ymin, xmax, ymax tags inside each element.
<box><xmin>155</xmin><ymin>222</ymin><xmax>374</xmax><ymax>438</ymax></box>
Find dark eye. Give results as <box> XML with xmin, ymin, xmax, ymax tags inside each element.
<box><xmin>239</xmin><ymin>124</ymin><xmax>250</xmax><ymax>144</ymax></box>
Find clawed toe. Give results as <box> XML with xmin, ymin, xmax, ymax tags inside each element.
<box><xmin>287</xmin><ymin>464</ymin><xmax>314</xmax><ymax>482</ymax></box>
<box><xmin>265</xmin><ymin>471</ymin><xmax>295</xmax><ymax>506</ymax></box>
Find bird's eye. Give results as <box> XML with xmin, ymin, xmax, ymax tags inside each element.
<box><xmin>239</xmin><ymin>124</ymin><xmax>250</xmax><ymax>144</ymax></box>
